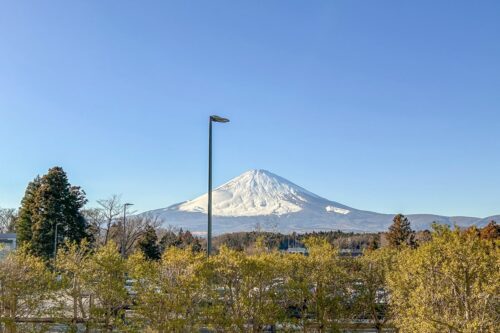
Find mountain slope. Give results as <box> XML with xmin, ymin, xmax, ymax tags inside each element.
<box><xmin>142</xmin><ymin>169</ymin><xmax>488</xmax><ymax>234</ymax></box>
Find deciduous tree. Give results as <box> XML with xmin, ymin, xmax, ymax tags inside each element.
<box><xmin>352</xmin><ymin>248</ymin><xmax>397</xmax><ymax>333</ymax></box>
<box><xmin>56</xmin><ymin>240</ymin><xmax>92</xmax><ymax>327</ymax></box>
<box><xmin>0</xmin><ymin>208</ymin><xmax>17</xmax><ymax>234</ymax></box>
<box><xmin>0</xmin><ymin>248</ymin><xmax>56</xmax><ymax>333</ymax></box>
<box><xmin>205</xmin><ymin>244</ymin><xmax>287</xmax><ymax>332</ymax></box>
<box><xmin>83</xmin><ymin>242</ymin><xmax>129</xmax><ymax>332</ymax></box>
<box><xmin>128</xmin><ymin>247</ymin><xmax>205</xmax><ymax>332</ymax></box>
<box><xmin>387</xmin><ymin>225</ymin><xmax>499</xmax><ymax>332</ymax></box>
<box><xmin>96</xmin><ymin>195</ymin><xmax>123</xmax><ymax>246</ymax></box>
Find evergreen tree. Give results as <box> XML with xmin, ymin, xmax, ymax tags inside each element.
<box><xmin>387</xmin><ymin>214</ymin><xmax>416</xmax><ymax>248</ymax></box>
<box><xmin>367</xmin><ymin>235</ymin><xmax>380</xmax><ymax>250</ymax></box>
<box><xmin>178</xmin><ymin>230</ymin><xmax>202</xmax><ymax>252</ymax></box>
<box><xmin>480</xmin><ymin>220</ymin><xmax>499</xmax><ymax>240</ymax></box>
<box><xmin>159</xmin><ymin>230</ymin><xmax>177</xmax><ymax>253</ymax></box>
<box><xmin>137</xmin><ymin>225</ymin><xmax>161</xmax><ymax>260</ymax></box>
<box><xmin>16</xmin><ymin>167</ymin><xmax>90</xmax><ymax>259</ymax></box>
<box><xmin>16</xmin><ymin>176</ymin><xmax>41</xmax><ymax>245</ymax></box>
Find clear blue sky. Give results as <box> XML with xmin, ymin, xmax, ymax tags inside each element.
<box><xmin>1</xmin><ymin>1</ymin><xmax>499</xmax><ymax>217</ymax></box>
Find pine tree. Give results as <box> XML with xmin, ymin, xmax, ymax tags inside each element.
<box><xmin>178</xmin><ymin>230</ymin><xmax>202</xmax><ymax>252</ymax></box>
<box><xmin>367</xmin><ymin>235</ymin><xmax>380</xmax><ymax>251</ymax></box>
<box><xmin>387</xmin><ymin>214</ymin><xmax>416</xmax><ymax>248</ymax></box>
<box><xmin>159</xmin><ymin>230</ymin><xmax>177</xmax><ymax>252</ymax></box>
<box><xmin>16</xmin><ymin>167</ymin><xmax>90</xmax><ymax>259</ymax></box>
<box><xmin>480</xmin><ymin>220</ymin><xmax>499</xmax><ymax>240</ymax></box>
<box><xmin>137</xmin><ymin>225</ymin><xmax>161</xmax><ymax>260</ymax></box>
<box><xmin>16</xmin><ymin>176</ymin><xmax>41</xmax><ymax>245</ymax></box>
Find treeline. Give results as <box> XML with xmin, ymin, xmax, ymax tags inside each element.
<box><xmin>3</xmin><ymin>167</ymin><xmax>197</xmax><ymax>259</ymax></box>
<box><xmin>212</xmin><ymin>230</ymin><xmax>380</xmax><ymax>252</ymax></box>
<box><xmin>3</xmin><ymin>166</ymin><xmax>491</xmax><ymax>259</ymax></box>
<box><xmin>1</xmin><ymin>223</ymin><xmax>498</xmax><ymax>333</ymax></box>
<box><xmin>211</xmin><ymin>215</ymin><xmax>444</xmax><ymax>253</ymax></box>
<box><xmin>1</xmin><ymin>166</ymin><xmax>499</xmax><ymax>332</ymax></box>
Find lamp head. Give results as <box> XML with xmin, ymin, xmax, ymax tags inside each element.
<box><xmin>210</xmin><ymin>115</ymin><xmax>230</xmax><ymax>123</ymax></box>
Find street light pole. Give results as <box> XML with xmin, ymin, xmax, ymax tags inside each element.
<box><xmin>122</xmin><ymin>203</ymin><xmax>133</xmax><ymax>257</ymax></box>
<box><xmin>208</xmin><ymin>119</ymin><xmax>213</xmax><ymax>257</ymax></box>
<box><xmin>53</xmin><ymin>222</ymin><xmax>58</xmax><ymax>259</ymax></box>
<box><xmin>207</xmin><ymin>115</ymin><xmax>229</xmax><ymax>257</ymax></box>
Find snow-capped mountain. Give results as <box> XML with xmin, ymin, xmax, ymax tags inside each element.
<box><xmin>177</xmin><ymin>170</ymin><xmax>325</xmax><ymax>217</ymax></box>
<box><xmin>142</xmin><ymin>169</ymin><xmax>493</xmax><ymax>234</ymax></box>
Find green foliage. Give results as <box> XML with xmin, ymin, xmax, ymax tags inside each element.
<box><xmin>128</xmin><ymin>247</ymin><xmax>205</xmax><ymax>332</ymax></box>
<box><xmin>16</xmin><ymin>167</ymin><xmax>90</xmax><ymax>259</ymax></box>
<box><xmin>0</xmin><ymin>246</ymin><xmax>56</xmax><ymax>333</ymax></box>
<box><xmin>158</xmin><ymin>229</ymin><xmax>202</xmax><ymax>253</ymax></box>
<box><xmin>83</xmin><ymin>242</ymin><xmax>129</xmax><ymax>332</ymax></box>
<box><xmin>158</xmin><ymin>230</ymin><xmax>177</xmax><ymax>251</ymax></box>
<box><xmin>213</xmin><ymin>230</ymin><xmax>380</xmax><ymax>252</ymax></box>
<box><xmin>55</xmin><ymin>240</ymin><xmax>93</xmax><ymax>324</ymax></box>
<box><xmin>136</xmin><ymin>225</ymin><xmax>161</xmax><ymax>260</ymax></box>
<box><xmin>301</xmin><ymin>238</ymin><xmax>348</xmax><ymax>332</ymax></box>
<box><xmin>16</xmin><ymin>176</ymin><xmax>41</xmax><ymax>246</ymax></box>
<box><xmin>1</xmin><ymin>224</ymin><xmax>498</xmax><ymax>332</ymax></box>
<box><xmin>480</xmin><ymin>220</ymin><xmax>499</xmax><ymax>240</ymax></box>
<box><xmin>206</xmin><ymin>246</ymin><xmax>286</xmax><ymax>332</ymax></box>
<box><xmin>279</xmin><ymin>238</ymin><xmax>352</xmax><ymax>332</ymax></box>
<box><xmin>351</xmin><ymin>247</ymin><xmax>398</xmax><ymax>332</ymax></box>
<box><xmin>387</xmin><ymin>225</ymin><xmax>499</xmax><ymax>332</ymax></box>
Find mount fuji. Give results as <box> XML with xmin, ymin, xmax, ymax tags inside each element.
<box><xmin>142</xmin><ymin>169</ymin><xmax>495</xmax><ymax>234</ymax></box>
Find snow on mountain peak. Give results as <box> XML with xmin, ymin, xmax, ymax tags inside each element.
<box><xmin>142</xmin><ymin>169</ymin><xmax>489</xmax><ymax>234</ymax></box>
<box><xmin>176</xmin><ymin>169</ymin><xmax>320</xmax><ymax>217</ymax></box>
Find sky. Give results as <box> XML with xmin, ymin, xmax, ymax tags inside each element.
<box><xmin>0</xmin><ymin>1</ymin><xmax>499</xmax><ymax>217</ymax></box>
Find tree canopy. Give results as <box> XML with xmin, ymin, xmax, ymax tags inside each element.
<box><xmin>387</xmin><ymin>214</ymin><xmax>416</xmax><ymax>248</ymax></box>
<box><xmin>388</xmin><ymin>225</ymin><xmax>499</xmax><ymax>332</ymax></box>
<box><xmin>16</xmin><ymin>167</ymin><xmax>90</xmax><ymax>259</ymax></box>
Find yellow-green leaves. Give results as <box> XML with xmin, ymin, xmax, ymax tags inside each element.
<box><xmin>282</xmin><ymin>238</ymin><xmax>348</xmax><ymax>332</ymax></box>
<box><xmin>387</xmin><ymin>226</ymin><xmax>499</xmax><ymax>333</ymax></box>
<box><xmin>128</xmin><ymin>246</ymin><xmax>205</xmax><ymax>333</ymax></box>
<box><xmin>55</xmin><ymin>240</ymin><xmax>92</xmax><ymax>324</ymax></box>
<box><xmin>84</xmin><ymin>242</ymin><xmax>128</xmax><ymax>332</ymax></box>
<box><xmin>1</xmin><ymin>229</ymin><xmax>497</xmax><ymax>332</ymax></box>
<box><xmin>205</xmin><ymin>246</ymin><xmax>286</xmax><ymax>332</ymax></box>
<box><xmin>0</xmin><ymin>247</ymin><xmax>55</xmax><ymax>332</ymax></box>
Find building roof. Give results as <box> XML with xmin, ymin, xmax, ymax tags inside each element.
<box><xmin>0</xmin><ymin>233</ymin><xmax>16</xmax><ymax>239</ymax></box>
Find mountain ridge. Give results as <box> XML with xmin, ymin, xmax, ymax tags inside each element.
<box><xmin>141</xmin><ymin>169</ymin><xmax>494</xmax><ymax>234</ymax></box>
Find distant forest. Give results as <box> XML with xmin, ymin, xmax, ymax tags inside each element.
<box><xmin>209</xmin><ymin>228</ymin><xmax>432</xmax><ymax>252</ymax></box>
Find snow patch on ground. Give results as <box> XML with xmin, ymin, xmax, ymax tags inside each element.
<box><xmin>325</xmin><ymin>205</ymin><xmax>350</xmax><ymax>215</ymax></box>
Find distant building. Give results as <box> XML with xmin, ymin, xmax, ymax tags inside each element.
<box><xmin>0</xmin><ymin>233</ymin><xmax>17</xmax><ymax>259</ymax></box>
<box><xmin>286</xmin><ymin>247</ymin><xmax>308</xmax><ymax>255</ymax></box>
<box><xmin>339</xmin><ymin>248</ymin><xmax>363</xmax><ymax>257</ymax></box>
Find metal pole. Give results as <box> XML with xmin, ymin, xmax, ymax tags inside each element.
<box><xmin>207</xmin><ymin>118</ymin><xmax>213</xmax><ymax>257</ymax></box>
<box><xmin>122</xmin><ymin>205</ymin><xmax>126</xmax><ymax>257</ymax></box>
<box><xmin>53</xmin><ymin>223</ymin><xmax>58</xmax><ymax>259</ymax></box>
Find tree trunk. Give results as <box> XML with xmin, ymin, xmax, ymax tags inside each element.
<box><xmin>5</xmin><ymin>321</ymin><xmax>16</xmax><ymax>333</ymax></box>
<box><xmin>73</xmin><ymin>295</ymin><xmax>78</xmax><ymax>323</ymax></box>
